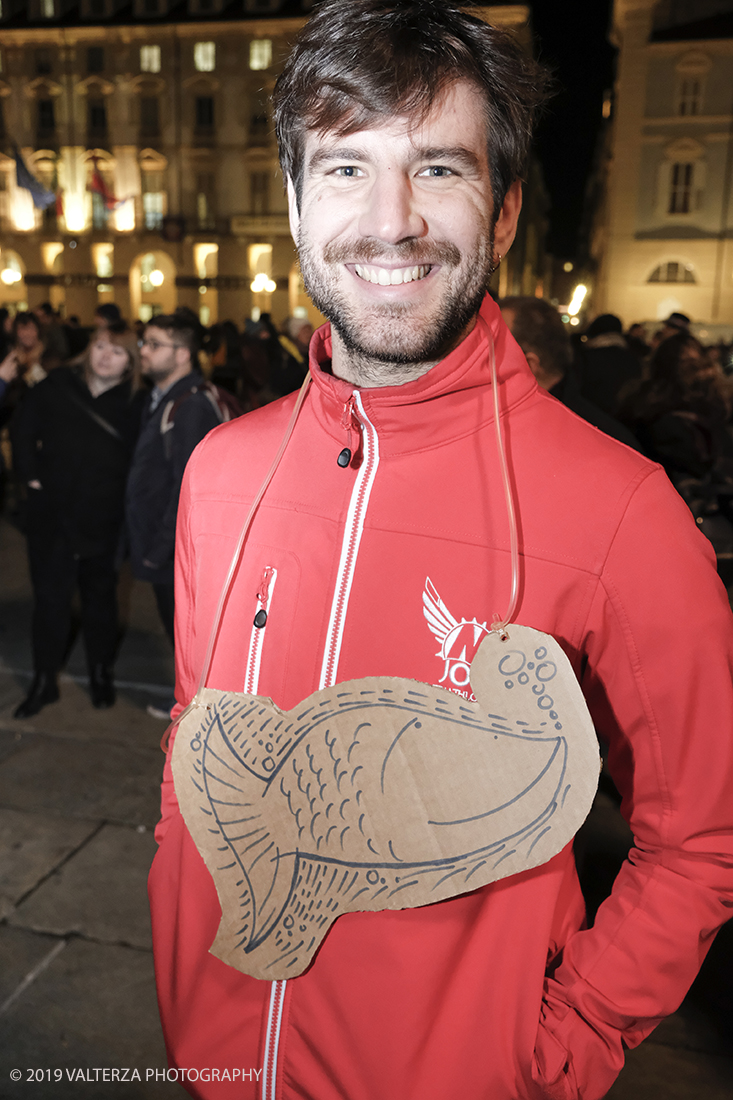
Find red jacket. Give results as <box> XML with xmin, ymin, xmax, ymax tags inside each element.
<box><xmin>149</xmin><ymin>296</ymin><xmax>733</xmax><ymax>1100</ymax></box>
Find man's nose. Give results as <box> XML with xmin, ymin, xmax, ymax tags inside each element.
<box><xmin>357</xmin><ymin>172</ymin><xmax>427</xmax><ymax>243</ymax></box>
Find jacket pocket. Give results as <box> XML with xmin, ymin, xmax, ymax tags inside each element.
<box><xmin>530</xmin><ymin>1013</ymin><xmax>580</xmax><ymax>1100</ymax></box>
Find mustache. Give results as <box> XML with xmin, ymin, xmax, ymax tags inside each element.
<box><xmin>321</xmin><ymin>238</ymin><xmax>462</xmax><ymax>267</ymax></box>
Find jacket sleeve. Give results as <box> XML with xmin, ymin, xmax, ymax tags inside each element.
<box><xmin>536</xmin><ymin>467</ymin><xmax>733</xmax><ymax>1100</ymax></box>
<box><xmin>9</xmin><ymin>383</ymin><xmax>42</xmax><ymax>484</ymax></box>
<box><xmin>144</xmin><ymin>394</ymin><xmax>221</xmax><ymax>570</ymax></box>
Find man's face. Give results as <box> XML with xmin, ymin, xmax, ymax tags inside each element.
<box><xmin>140</xmin><ymin>326</ymin><xmax>186</xmax><ymax>385</ymax></box>
<box><xmin>288</xmin><ymin>80</ymin><xmax>521</xmax><ymax>376</ymax></box>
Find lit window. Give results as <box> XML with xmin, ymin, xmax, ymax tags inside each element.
<box><xmin>41</xmin><ymin>0</ymin><xmax>55</xmax><ymax>17</ymax></box>
<box><xmin>668</xmin><ymin>162</ymin><xmax>694</xmax><ymax>214</ymax></box>
<box><xmin>249</xmin><ymin>39</ymin><xmax>271</xmax><ymax>71</ymax></box>
<box><xmin>143</xmin><ymin>192</ymin><xmax>164</xmax><ymax>230</ymax></box>
<box><xmin>194</xmin><ymin>41</ymin><xmax>216</xmax><ymax>72</ymax></box>
<box><xmin>678</xmin><ymin>79</ymin><xmax>702</xmax><ymax>117</ymax></box>
<box><xmin>196</xmin><ymin>172</ymin><xmax>215</xmax><ymax>228</ymax></box>
<box><xmin>648</xmin><ymin>262</ymin><xmax>696</xmax><ymax>284</ymax></box>
<box><xmin>140</xmin><ymin>45</ymin><xmax>161</xmax><ymax>73</ymax></box>
<box><xmin>92</xmin><ymin>191</ymin><xmax>108</xmax><ymax>230</ymax></box>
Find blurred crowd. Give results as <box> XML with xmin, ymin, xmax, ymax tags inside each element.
<box><xmin>1</xmin><ymin>297</ymin><xmax>732</xmax><ymax>720</ymax></box>
<box><xmin>0</xmin><ymin>302</ymin><xmax>312</xmax><ymax>720</ymax></box>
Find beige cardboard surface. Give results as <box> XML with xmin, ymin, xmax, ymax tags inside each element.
<box><xmin>172</xmin><ymin>624</ymin><xmax>600</xmax><ymax>980</ymax></box>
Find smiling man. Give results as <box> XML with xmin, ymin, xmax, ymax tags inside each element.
<box><xmin>149</xmin><ymin>4</ymin><xmax>733</xmax><ymax>1099</ymax></box>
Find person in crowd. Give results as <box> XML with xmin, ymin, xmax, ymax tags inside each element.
<box><xmin>94</xmin><ymin>303</ymin><xmax>123</xmax><ymax>330</ymax></box>
<box><xmin>11</xmin><ymin>324</ymin><xmax>145</xmax><ymax>718</ymax></box>
<box><xmin>148</xmin><ymin>4</ymin><xmax>733</xmax><ymax>1100</ymax></box>
<box><xmin>33</xmin><ymin>301</ymin><xmax>69</xmax><ymax>368</ymax></box>
<box><xmin>620</xmin><ymin>331</ymin><xmax>733</xmax><ymax>488</ymax></box>
<box><xmin>578</xmin><ymin>312</ymin><xmax>643</xmax><ymax>418</ymax></box>
<box><xmin>207</xmin><ymin>320</ymin><xmax>249</xmax><ymax>405</ymax></box>
<box><xmin>501</xmin><ymin>296</ymin><xmax>641</xmax><ymax>449</ymax></box>
<box><xmin>625</xmin><ymin>321</ymin><xmax>649</xmax><ymax>362</ymax></box>
<box><xmin>125</xmin><ymin>310</ymin><xmax>223</xmax><ymax>718</ymax></box>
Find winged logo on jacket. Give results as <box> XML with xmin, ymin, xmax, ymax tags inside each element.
<box><xmin>423</xmin><ymin>577</ymin><xmax>490</xmax><ymax>692</ymax></box>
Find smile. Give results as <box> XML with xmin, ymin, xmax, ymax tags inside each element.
<box><xmin>353</xmin><ymin>264</ymin><xmax>432</xmax><ymax>286</ymax></box>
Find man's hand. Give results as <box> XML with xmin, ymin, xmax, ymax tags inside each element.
<box><xmin>0</xmin><ymin>351</ymin><xmax>19</xmax><ymax>384</ymax></box>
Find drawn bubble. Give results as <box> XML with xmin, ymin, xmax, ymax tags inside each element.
<box><xmin>300</xmin><ymin>925</ymin><xmax>307</xmax><ymax>932</ymax></box>
<box><xmin>288</xmin><ymin>931</ymin><xmax>293</xmax><ymax>937</ymax></box>
<box><xmin>527</xmin><ymin>662</ymin><xmax>535</xmax><ymax>670</ymax></box>
<box><xmin>262</xmin><ymin>757</ymin><xmax>275</xmax><ymax>772</ymax></box>
<box><xmin>366</xmin><ymin>869</ymin><xmax>380</xmax><ymax>884</ymax></box>
<box><xmin>535</xmin><ymin>661</ymin><xmax>557</xmax><ymax>682</ymax></box>
<box><xmin>518</xmin><ymin>672</ymin><xmax>529</xmax><ymax>684</ymax></box>
<box><xmin>549</xmin><ymin>711</ymin><xmax>558</xmax><ymax>719</ymax></box>
<box><xmin>505</xmin><ymin>680</ymin><xmax>514</xmax><ymax>689</ymax></box>
<box><xmin>538</xmin><ymin>695</ymin><xmax>554</xmax><ymax>710</ymax></box>
<box><xmin>258</xmin><ymin>740</ymin><xmax>263</xmax><ymax>746</ymax></box>
<box><xmin>555</xmin><ymin>723</ymin><xmax>563</xmax><ymax>730</ymax></box>
<box><xmin>534</xmin><ymin>646</ymin><xmax>548</xmax><ymax>660</ymax></box>
<box><xmin>266</xmin><ymin>743</ymin><xmax>274</xmax><ymax>753</ymax></box>
<box><xmin>414</xmin><ymin>721</ymin><xmax>422</xmax><ymax>729</ymax></box>
<box><xmin>190</xmin><ymin>738</ymin><xmax>201</xmax><ymax>751</ymax></box>
<box><xmin>532</xmin><ymin>683</ymin><xmax>545</xmax><ymax>695</ymax></box>
<box><xmin>283</xmin><ymin>915</ymin><xmax>294</xmax><ymax>929</ymax></box>
<box><xmin>381</xmin><ymin>878</ymin><xmax>386</xmax><ymax>885</ymax></box>
<box><xmin>498</xmin><ymin>651</ymin><xmax>526</xmax><ymax>676</ymax></box>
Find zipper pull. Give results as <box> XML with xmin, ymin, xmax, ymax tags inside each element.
<box><xmin>338</xmin><ymin>395</ymin><xmax>363</xmax><ymax>469</ymax></box>
<box><xmin>254</xmin><ymin>566</ymin><xmax>275</xmax><ymax>628</ymax></box>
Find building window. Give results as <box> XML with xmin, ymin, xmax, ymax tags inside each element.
<box><xmin>195</xmin><ymin>95</ymin><xmax>214</xmax><ymax>130</ymax></box>
<box><xmin>249</xmin><ymin>39</ymin><xmax>272</xmax><ymax>71</ymax></box>
<box><xmin>194</xmin><ymin>42</ymin><xmax>216</xmax><ymax>72</ymax></box>
<box><xmin>196</xmin><ymin>172</ymin><xmax>215</xmax><ymax>229</ymax></box>
<box><xmin>668</xmin><ymin>162</ymin><xmax>694</xmax><ymax>214</ymax></box>
<box><xmin>88</xmin><ymin>98</ymin><xmax>107</xmax><ymax>137</ymax></box>
<box><xmin>142</xmin><ymin>170</ymin><xmax>165</xmax><ymax>230</ymax></box>
<box><xmin>92</xmin><ymin>190</ymin><xmax>108</xmax><ymax>229</ymax></box>
<box><xmin>41</xmin><ymin>0</ymin><xmax>55</xmax><ymax>16</ymax></box>
<box><xmin>87</xmin><ymin>46</ymin><xmax>104</xmax><ymax>73</ymax></box>
<box><xmin>250</xmin><ymin>171</ymin><xmax>269</xmax><ymax>215</ymax></box>
<box><xmin>37</xmin><ymin>99</ymin><xmax>55</xmax><ymax>134</ymax></box>
<box><xmin>140</xmin><ymin>45</ymin><xmax>161</xmax><ymax>72</ymax></box>
<box><xmin>678</xmin><ymin>78</ymin><xmax>702</xmax><ymax>117</ymax></box>
<box><xmin>88</xmin><ymin>0</ymin><xmax>107</xmax><ymax>14</ymax></box>
<box><xmin>35</xmin><ymin>49</ymin><xmax>53</xmax><ymax>75</ymax></box>
<box><xmin>648</xmin><ymin>262</ymin><xmax>696</xmax><ymax>284</ymax></box>
<box><xmin>140</xmin><ymin>97</ymin><xmax>160</xmax><ymax>137</ymax></box>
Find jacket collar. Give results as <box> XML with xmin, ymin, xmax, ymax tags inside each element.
<box><xmin>307</xmin><ymin>295</ymin><xmax>537</xmax><ymax>456</ymax></box>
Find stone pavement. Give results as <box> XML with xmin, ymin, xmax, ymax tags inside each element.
<box><xmin>0</xmin><ymin>510</ymin><xmax>731</xmax><ymax>1099</ymax></box>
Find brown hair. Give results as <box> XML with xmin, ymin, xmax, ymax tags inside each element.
<box><xmin>273</xmin><ymin>0</ymin><xmax>551</xmax><ymax>216</ymax></box>
<box><xmin>85</xmin><ymin>321</ymin><xmax>143</xmax><ymax>393</ymax></box>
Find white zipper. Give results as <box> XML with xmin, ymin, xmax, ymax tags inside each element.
<box><xmin>319</xmin><ymin>392</ymin><xmax>380</xmax><ymax>690</ymax></box>
<box><xmin>245</xmin><ymin>566</ymin><xmax>277</xmax><ymax>694</ymax></box>
<box><xmin>260</xmin><ymin>391</ymin><xmax>380</xmax><ymax>1100</ymax></box>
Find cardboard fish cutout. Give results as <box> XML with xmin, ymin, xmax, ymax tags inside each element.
<box><xmin>172</xmin><ymin>624</ymin><xmax>600</xmax><ymax>980</ymax></box>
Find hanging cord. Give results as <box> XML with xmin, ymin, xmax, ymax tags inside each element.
<box><xmin>488</xmin><ymin>327</ymin><xmax>520</xmax><ymax>638</ymax></box>
<box><xmin>161</xmin><ymin>373</ymin><xmax>313</xmax><ymax>751</ymax></box>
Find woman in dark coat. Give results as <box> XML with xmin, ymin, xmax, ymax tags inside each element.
<box><xmin>11</xmin><ymin>323</ymin><xmax>146</xmax><ymax>718</ymax></box>
<box><xmin>621</xmin><ymin>333</ymin><xmax>733</xmax><ymax>485</ymax></box>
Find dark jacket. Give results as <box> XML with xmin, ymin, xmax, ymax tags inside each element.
<box><xmin>11</xmin><ymin>365</ymin><xmax>144</xmax><ymax>558</ymax></box>
<box><xmin>126</xmin><ymin>371</ymin><xmax>222</xmax><ymax>584</ymax></box>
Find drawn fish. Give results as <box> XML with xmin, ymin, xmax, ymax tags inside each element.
<box><xmin>172</xmin><ymin>624</ymin><xmax>600</xmax><ymax>980</ymax></box>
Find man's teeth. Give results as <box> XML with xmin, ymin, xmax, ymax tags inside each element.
<box><xmin>354</xmin><ymin>264</ymin><xmax>431</xmax><ymax>286</ymax></box>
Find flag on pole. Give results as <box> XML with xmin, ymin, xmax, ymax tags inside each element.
<box><xmin>14</xmin><ymin>148</ymin><xmax>56</xmax><ymax>209</ymax></box>
<box><xmin>89</xmin><ymin>155</ymin><xmax>121</xmax><ymax>210</ymax></box>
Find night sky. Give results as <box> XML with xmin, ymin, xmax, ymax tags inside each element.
<box><xmin>527</xmin><ymin>0</ymin><xmax>616</xmax><ymax>257</ymax></box>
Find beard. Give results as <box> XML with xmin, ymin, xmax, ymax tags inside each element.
<box><xmin>296</xmin><ymin>228</ymin><xmax>494</xmax><ymax>373</ymax></box>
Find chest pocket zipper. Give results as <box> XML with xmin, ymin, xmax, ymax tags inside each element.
<box><xmin>245</xmin><ymin>565</ymin><xmax>277</xmax><ymax>695</ymax></box>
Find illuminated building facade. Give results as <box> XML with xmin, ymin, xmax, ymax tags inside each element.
<box><xmin>593</xmin><ymin>0</ymin><xmax>733</xmax><ymax>336</ymax></box>
<box><xmin>0</xmin><ymin>1</ymin><xmax>546</xmax><ymax>326</ymax></box>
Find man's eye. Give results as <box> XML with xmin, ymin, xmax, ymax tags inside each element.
<box><xmin>335</xmin><ymin>166</ymin><xmax>360</xmax><ymax>177</ymax></box>
<box><xmin>421</xmin><ymin>165</ymin><xmax>454</xmax><ymax>178</ymax></box>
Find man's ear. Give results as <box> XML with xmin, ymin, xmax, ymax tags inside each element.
<box><xmin>494</xmin><ymin>180</ymin><xmax>523</xmax><ymax>261</ymax></box>
<box><xmin>287</xmin><ymin>178</ymin><xmax>300</xmax><ymax>243</ymax></box>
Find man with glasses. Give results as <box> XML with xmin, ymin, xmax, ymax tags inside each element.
<box><xmin>126</xmin><ymin>310</ymin><xmax>221</xmax><ymax>716</ymax></box>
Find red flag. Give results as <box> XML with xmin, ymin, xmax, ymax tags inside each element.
<box><xmin>89</xmin><ymin>156</ymin><xmax>118</xmax><ymax>210</ymax></box>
